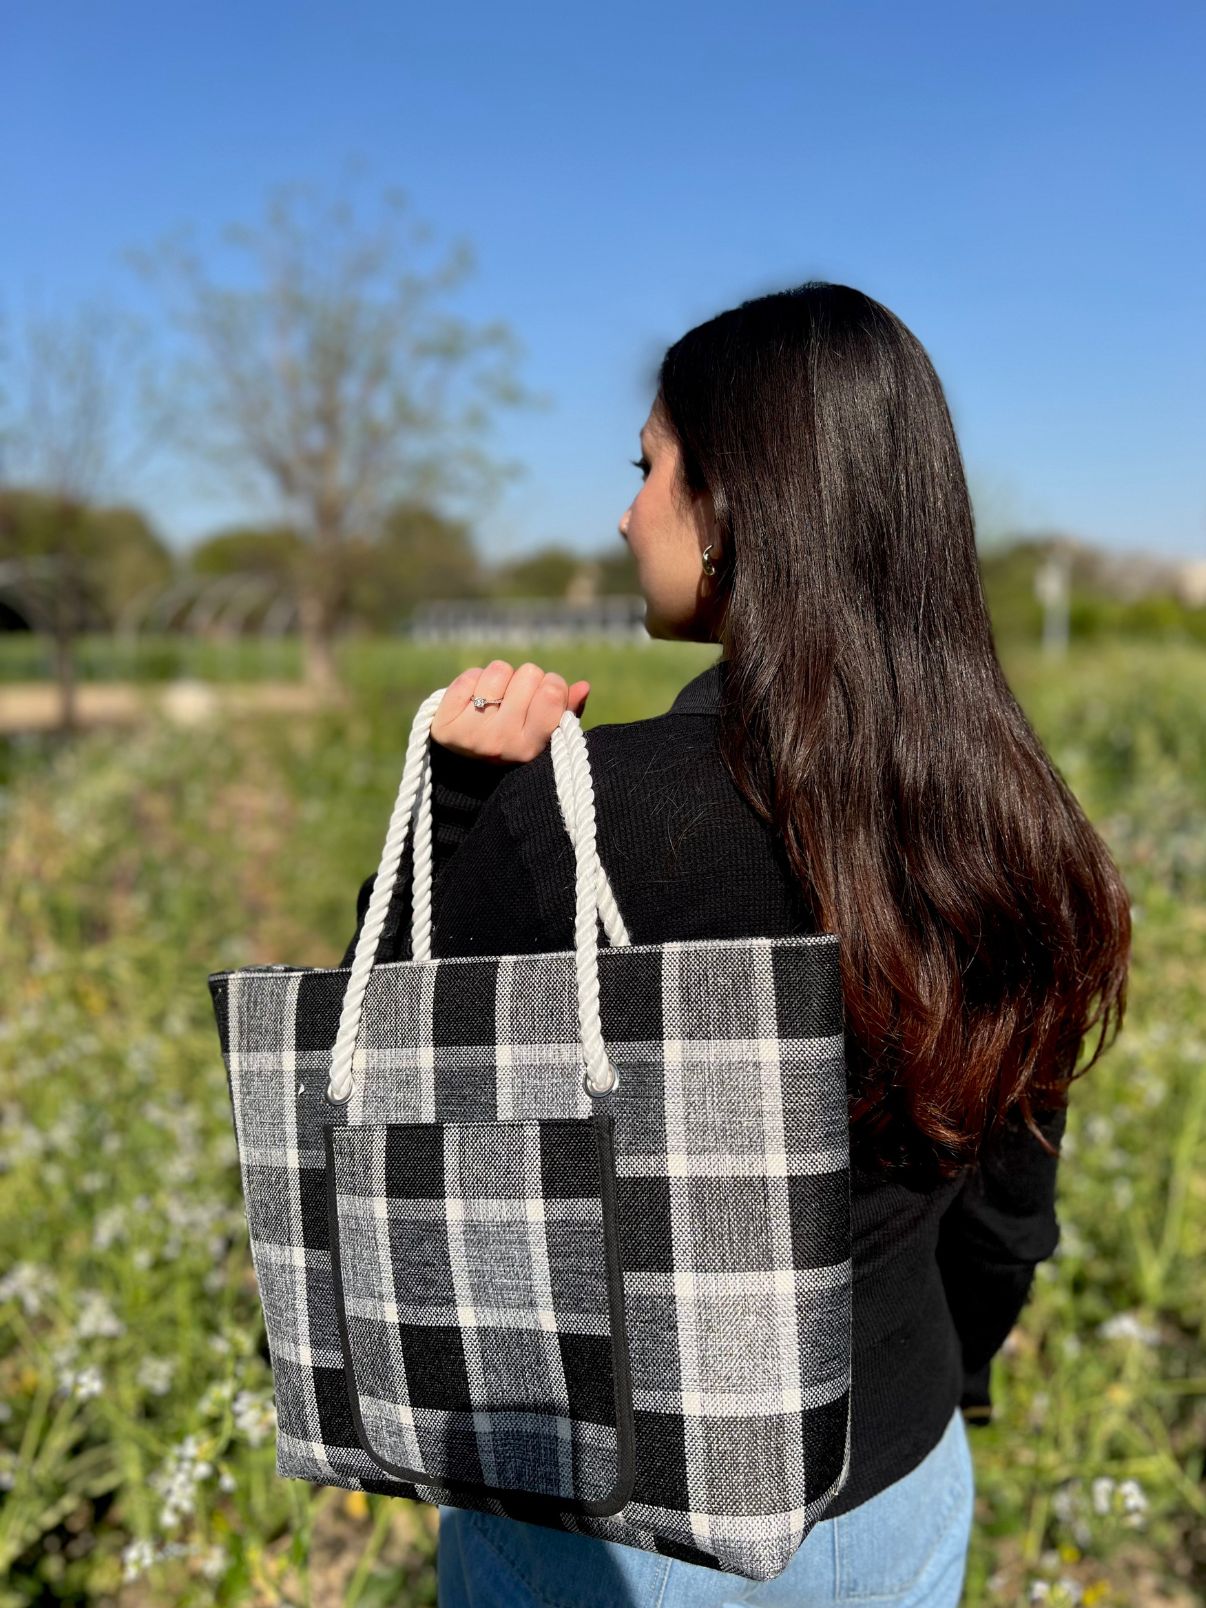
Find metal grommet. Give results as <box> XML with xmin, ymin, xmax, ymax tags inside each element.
<box><xmin>583</xmin><ymin>1064</ymin><xmax>618</xmax><ymax>1098</ymax></box>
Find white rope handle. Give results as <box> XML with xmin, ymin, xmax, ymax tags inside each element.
<box><xmin>547</xmin><ymin>710</ymin><xmax>631</xmax><ymax>1096</ymax></box>
<box><xmin>326</xmin><ymin>688</ymin><xmax>629</xmax><ymax>1103</ymax></box>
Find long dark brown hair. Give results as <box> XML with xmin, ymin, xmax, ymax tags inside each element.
<box><xmin>655</xmin><ymin>282</ymin><xmax>1131</xmax><ymax>1180</ymax></box>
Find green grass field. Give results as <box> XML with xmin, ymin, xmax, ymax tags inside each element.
<box><xmin>1</xmin><ymin>639</ymin><xmax>1202</xmax><ymax>1606</ymax></box>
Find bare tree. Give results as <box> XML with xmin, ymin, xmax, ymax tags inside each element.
<box><xmin>125</xmin><ymin>171</ymin><xmax>546</xmax><ymax>689</ymax></box>
<box><xmin>0</xmin><ymin>297</ymin><xmax>161</xmax><ymax>730</ymax></box>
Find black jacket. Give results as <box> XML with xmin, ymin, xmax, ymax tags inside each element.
<box><xmin>342</xmin><ymin>657</ymin><xmax>1066</xmax><ymax>1516</ymax></box>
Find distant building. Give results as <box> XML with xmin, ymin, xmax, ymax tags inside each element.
<box><xmin>1173</xmin><ymin>560</ymin><xmax>1206</xmax><ymax>608</ymax></box>
<box><xmin>1021</xmin><ymin>534</ymin><xmax>1206</xmax><ymax>607</ymax></box>
<box><xmin>406</xmin><ymin>594</ymin><xmax>650</xmax><ymax>644</ymax></box>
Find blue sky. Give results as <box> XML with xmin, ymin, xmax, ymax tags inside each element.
<box><xmin>4</xmin><ymin>1</ymin><xmax>1204</xmax><ymax>560</ymax></box>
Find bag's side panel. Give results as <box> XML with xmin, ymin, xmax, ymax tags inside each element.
<box><xmin>592</xmin><ymin>936</ymin><xmax>852</xmax><ymax>1580</ymax></box>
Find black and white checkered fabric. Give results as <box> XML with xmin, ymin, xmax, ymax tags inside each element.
<box><xmin>209</xmin><ymin>933</ymin><xmax>853</xmax><ymax>1582</ymax></box>
<box><xmin>325</xmin><ymin>1111</ymin><xmax>633</xmax><ymax>1510</ymax></box>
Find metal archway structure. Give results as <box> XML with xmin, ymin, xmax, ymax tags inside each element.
<box><xmin>115</xmin><ymin>571</ymin><xmax>300</xmax><ymax>679</ymax></box>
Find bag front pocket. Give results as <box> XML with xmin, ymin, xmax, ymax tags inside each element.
<box><xmin>324</xmin><ymin>1109</ymin><xmax>634</xmax><ymax>1515</ymax></box>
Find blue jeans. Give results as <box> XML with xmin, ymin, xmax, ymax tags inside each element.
<box><xmin>437</xmin><ymin>1403</ymin><xmax>974</xmax><ymax>1607</ymax></box>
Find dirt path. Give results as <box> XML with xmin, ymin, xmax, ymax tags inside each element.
<box><xmin>0</xmin><ymin>680</ymin><xmax>325</xmax><ymax>733</ymax></box>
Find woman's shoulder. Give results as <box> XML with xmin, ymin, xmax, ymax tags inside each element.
<box><xmin>451</xmin><ymin>654</ymin><xmax>729</xmax><ymax>835</ymax></box>
<box><xmin>482</xmin><ymin>704</ymin><xmax>723</xmax><ymax>824</ymax></box>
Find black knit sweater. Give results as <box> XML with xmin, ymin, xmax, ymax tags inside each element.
<box><xmin>342</xmin><ymin>657</ymin><xmax>1067</xmax><ymax>1517</ymax></box>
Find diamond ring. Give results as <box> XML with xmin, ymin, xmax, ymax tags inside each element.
<box><xmin>472</xmin><ymin>695</ymin><xmax>504</xmax><ymax>710</ymax></box>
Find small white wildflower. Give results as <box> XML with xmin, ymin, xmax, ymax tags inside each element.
<box><xmin>1137</xmin><ymin>1074</ymin><xmax>1165</xmax><ymax>1109</ymax></box>
<box><xmin>185</xmin><ymin>1432</ymin><xmax>212</xmax><ymax>1469</ymax></box>
<box><xmin>218</xmin><ymin>1467</ymin><xmax>238</xmax><ymax>1492</ymax></box>
<box><xmin>198</xmin><ymin>1377</ymin><xmax>236</xmax><ymax>1416</ymax></box>
<box><xmin>121</xmin><ymin>1537</ymin><xmax>159</xmax><ymax>1582</ymax></box>
<box><xmin>129</xmin><ymin>1040</ymin><xmax>156</xmax><ymax>1075</ymax></box>
<box><xmin>1051</xmin><ymin>1481</ymin><xmax>1082</xmax><ymax>1522</ymax></box>
<box><xmin>197</xmin><ymin>1541</ymin><xmax>227</xmax><ymax>1580</ymax></box>
<box><xmin>1091</xmin><ymin>1473</ymin><xmax>1149</xmax><ymax>1527</ymax></box>
<box><xmin>45</xmin><ymin>1115</ymin><xmax>80</xmax><ymax>1151</ymax></box>
<box><xmin>1051</xmin><ymin>1479</ymin><xmax>1092</xmax><ymax>1546</ymax></box>
<box><xmin>2</xmin><ymin>1126</ymin><xmax>49</xmax><ymax>1163</ymax></box>
<box><xmin>163</xmin><ymin>1152</ymin><xmax>197</xmax><ymax>1186</ymax></box>
<box><xmin>131</xmin><ymin>1246</ymin><xmax>155</xmax><ymax>1271</ymax></box>
<box><xmin>151</xmin><ymin>1433</ymin><xmax>216</xmax><ymax>1529</ymax></box>
<box><xmin>164</xmin><ymin>1195</ymin><xmax>226</xmax><ymax>1236</ymax></box>
<box><xmin>137</xmin><ymin>1356</ymin><xmax>175</xmax><ymax>1396</ymax></box>
<box><xmin>1082</xmin><ymin>1114</ymin><xmax>1114</xmax><ymax>1146</ymax></box>
<box><xmin>71</xmin><ymin>1365</ymin><xmax>104</xmax><ymax>1401</ymax></box>
<box><xmin>92</xmin><ymin>1204</ymin><xmax>128</xmax><ymax>1251</ymax></box>
<box><xmin>76</xmin><ymin>1289</ymin><xmax>126</xmax><ymax>1339</ymax></box>
<box><xmin>1028</xmin><ymin>1584</ymin><xmax>1051</xmax><ymax>1605</ymax></box>
<box><xmin>1055</xmin><ymin>1222</ymin><xmax>1086</xmax><ymax>1260</ymax></box>
<box><xmin>1118</xmin><ymin>1477</ymin><xmax>1149</xmax><ymax>1526</ymax></box>
<box><xmin>1097</xmin><ymin>1311</ymin><xmax>1161</xmax><ymax>1347</ymax></box>
<box><xmin>232</xmin><ymin>1388</ymin><xmax>276</xmax><ymax>1448</ymax></box>
<box><xmin>1091</xmin><ymin>1475</ymin><xmax>1116</xmax><ymax>1515</ymax></box>
<box><xmin>0</xmin><ymin>1261</ymin><xmax>58</xmax><ymax>1317</ymax></box>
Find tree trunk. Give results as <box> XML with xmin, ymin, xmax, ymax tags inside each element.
<box><xmin>52</xmin><ymin>541</ymin><xmax>80</xmax><ymax>734</ymax></box>
<box><xmin>51</xmin><ymin>501</ymin><xmax>85</xmax><ymax>736</ymax></box>
<box><xmin>298</xmin><ymin>520</ymin><xmax>346</xmax><ymax>695</ymax></box>
<box><xmin>297</xmin><ymin>589</ymin><xmax>340</xmax><ymax>693</ymax></box>
<box><xmin>53</xmin><ymin>624</ymin><xmax>78</xmax><ymax>733</ymax></box>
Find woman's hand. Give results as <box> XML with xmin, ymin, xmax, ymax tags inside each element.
<box><xmin>430</xmin><ymin>660</ymin><xmax>591</xmax><ymax>765</ymax></box>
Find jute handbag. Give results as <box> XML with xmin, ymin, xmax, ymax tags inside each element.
<box><xmin>208</xmin><ymin>686</ymin><xmax>854</xmax><ymax>1582</ymax></box>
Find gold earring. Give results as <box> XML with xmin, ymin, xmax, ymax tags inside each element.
<box><xmin>701</xmin><ymin>543</ymin><xmax>717</xmax><ymax>577</ymax></box>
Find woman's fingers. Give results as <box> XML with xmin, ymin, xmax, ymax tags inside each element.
<box><xmin>521</xmin><ymin>674</ymin><xmax>592</xmax><ymax>742</ymax></box>
<box><xmin>430</xmin><ymin>661</ymin><xmax>591</xmax><ymax>762</ymax></box>
<box><xmin>523</xmin><ymin>670</ymin><xmax>569</xmax><ymax>746</ymax></box>
<box><xmin>567</xmin><ymin>680</ymin><xmax>590</xmax><ymax>714</ymax></box>
<box><xmin>430</xmin><ymin>666</ymin><xmax>489</xmax><ymax>743</ymax></box>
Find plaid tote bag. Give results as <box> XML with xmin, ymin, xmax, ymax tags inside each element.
<box><xmin>208</xmin><ymin>685</ymin><xmax>854</xmax><ymax>1582</ymax></box>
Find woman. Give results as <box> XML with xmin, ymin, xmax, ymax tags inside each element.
<box><xmin>344</xmin><ymin>282</ymin><xmax>1131</xmax><ymax>1606</ymax></box>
